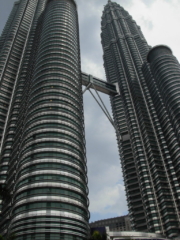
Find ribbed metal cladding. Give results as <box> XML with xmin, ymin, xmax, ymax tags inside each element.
<box><xmin>101</xmin><ymin>1</ymin><xmax>180</xmax><ymax>238</ymax></box>
<box><xmin>0</xmin><ymin>0</ymin><xmax>40</xmax><ymax>220</ymax></box>
<box><xmin>0</xmin><ymin>0</ymin><xmax>89</xmax><ymax>239</ymax></box>
<box><xmin>0</xmin><ymin>0</ymin><xmax>49</xmax><ymax>235</ymax></box>
<box><xmin>0</xmin><ymin>1</ymin><xmax>19</xmax><ymax>53</ymax></box>
<box><xmin>142</xmin><ymin>46</ymin><xmax>180</xmax><ymax>236</ymax></box>
<box><xmin>147</xmin><ymin>46</ymin><xmax>180</xmax><ymax>144</ymax></box>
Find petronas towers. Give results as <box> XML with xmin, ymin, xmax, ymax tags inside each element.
<box><xmin>102</xmin><ymin>1</ymin><xmax>180</xmax><ymax>238</ymax></box>
<box><xmin>0</xmin><ymin>0</ymin><xmax>180</xmax><ymax>239</ymax></box>
<box><xmin>0</xmin><ymin>0</ymin><xmax>89</xmax><ymax>239</ymax></box>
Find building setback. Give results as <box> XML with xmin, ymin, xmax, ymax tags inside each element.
<box><xmin>0</xmin><ymin>0</ymin><xmax>89</xmax><ymax>239</ymax></box>
<box><xmin>101</xmin><ymin>0</ymin><xmax>180</xmax><ymax>238</ymax></box>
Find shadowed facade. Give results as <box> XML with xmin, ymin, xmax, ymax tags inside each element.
<box><xmin>0</xmin><ymin>0</ymin><xmax>89</xmax><ymax>239</ymax></box>
<box><xmin>101</xmin><ymin>1</ymin><xmax>180</xmax><ymax>238</ymax></box>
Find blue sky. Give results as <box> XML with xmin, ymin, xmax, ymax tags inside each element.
<box><xmin>1</xmin><ymin>0</ymin><xmax>180</xmax><ymax>223</ymax></box>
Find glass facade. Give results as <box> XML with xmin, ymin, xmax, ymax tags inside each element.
<box><xmin>101</xmin><ymin>1</ymin><xmax>180</xmax><ymax>239</ymax></box>
<box><xmin>0</xmin><ymin>0</ymin><xmax>89</xmax><ymax>239</ymax></box>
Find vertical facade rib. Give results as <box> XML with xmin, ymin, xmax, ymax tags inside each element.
<box><xmin>0</xmin><ymin>0</ymin><xmax>89</xmax><ymax>239</ymax></box>
<box><xmin>0</xmin><ymin>0</ymin><xmax>40</xmax><ymax>219</ymax></box>
<box><xmin>146</xmin><ymin>46</ymin><xmax>180</xmax><ymax>144</ymax></box>
<box><xmin>101</xmin><ymin>1</ymin><xmax>180</xmax><ymax>238</ymax></box>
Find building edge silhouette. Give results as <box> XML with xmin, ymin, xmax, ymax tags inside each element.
<box><xmin>101</xmin><ymin>1</ymin><xmax>180</xmax><ymax>238</ymax></box>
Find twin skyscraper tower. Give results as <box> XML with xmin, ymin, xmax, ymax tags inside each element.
<box><xmin>0</xmin><ymin>0</ymin><xmax>180</xmax><ymax>239</ymax></box>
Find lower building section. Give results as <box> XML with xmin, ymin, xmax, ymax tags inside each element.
<box><xmin>10</xmin><ymin>214</ymin><xmax>88</xmax><ymax>240</ymax></box>
<box><xmin>105</xmin><ymin>227</ymin><xmax>169</xmax><ymax>240</ymax></box>
<box><xmin>90</xmin><ymin>215</ymin><xmax>131</xmax><ymax>232</ymax></box>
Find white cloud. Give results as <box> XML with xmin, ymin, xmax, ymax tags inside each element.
<box><xmin>128</xmin><ymin>0</ymin><xmax>180</xmax><ymax>61</ymax></box>
<box><xmin>89</xmin><ymin>183</ymin><xmax>127</xmax><ymax>215</ymax></box>
<box><xmin>81</xmin><ymin>58</ymin><xmax>105</xmax><ymax>79</ymax></box>
<box><xmin>88</xmin><ymin>164</ymin><xmax>127</xmax><ymax>218</ymax></box>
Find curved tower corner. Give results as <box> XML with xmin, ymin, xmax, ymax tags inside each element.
<box><xmin>0</xmin><ymin>0</ymin><xmax>89</xmax><ymax>239</ymax></box>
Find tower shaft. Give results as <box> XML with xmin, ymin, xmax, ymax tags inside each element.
<box><xmin>0</xmin><ymin>1</ymin><xmax>89</xmax><ymax>239</ymax></box>
<box><xmin>101</xmin><ymin>1</ymin><xmax>180</xmax><ymax>238</ymax></box>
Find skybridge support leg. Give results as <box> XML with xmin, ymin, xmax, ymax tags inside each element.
<box><xmin>87</xmin><ymin>87</ymin><xmax>122</xmax><ymax>141</ymax></box>
<box><xmin>82</xmin><ymin>72</ymin><xmax>121</xmax><ymax>140</ymax></box>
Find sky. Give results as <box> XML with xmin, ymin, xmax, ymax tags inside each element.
<box><xmin>1</xmin><ymin>0</ymin><xmax>180</xmax><ymax>223</ymax></box>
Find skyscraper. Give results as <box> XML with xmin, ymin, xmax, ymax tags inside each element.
<box><xmin>101</xmin><ymin>0</ymin><xmax>180</xmax><ymax>238</ymax></box>
<box><xmin>0</xmin><ymin>0</ymin><xmax>89</xmax><ymax>239</ymax></box>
